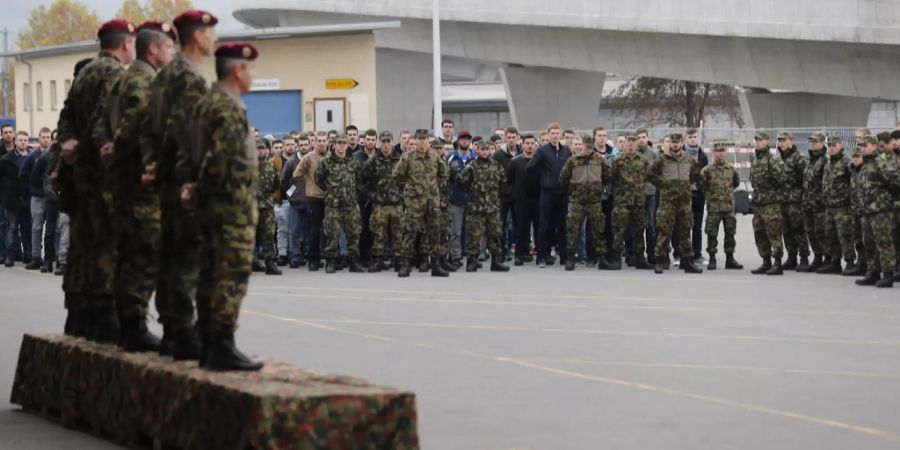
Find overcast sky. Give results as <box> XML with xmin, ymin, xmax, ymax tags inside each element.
<box><xmin>0</xmin><ymin>0</ymin><xmax>244</xmax><ymax>50</ymax></box>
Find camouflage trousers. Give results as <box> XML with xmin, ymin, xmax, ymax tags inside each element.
<box><xmin>781</xmin><ymin>202</ymin><xmax>809</xmax><ymax>257</ymax></box>
<box><xmin>255</xmin><ymin>206</ymin><xmax>276</xmax><ymax>260</ymax></box>
<box><xmin>71</xmin><ymin>162</ymin><xmax>116</xmax><ymax>312</ymax></box>
<box><xmin>196</xmin><ymin>221</ymin><xmax>254</xmax><ymax>342</ymax></box>
<box><xmin>612</xmin><ymin>200</ymin><xmax>646</xmax><ymax>256</ymax></box>
<box><xmin>433</xmin><ymin>205</ymin><xmax>452</xmax><ymax>258</ymax></box>
<box><xmin>860</xmin><ymin>212</ymin><xmax>896</xmax><ymax>272</ymax></box>
<box><xmin>895</xmin><ymin>210</ymin><xmax>900</xmax><ymax>269</ymax></box>
<box><xmin>854</xmin><ymin>214</ymin><xmax>867</xmax><ymax>266</ymax></box>
<box><xmin>397</xmin><ymin>200</ymin><xmax>441</xmax><ymax>259</ymax></box>
<box><xmin>568</xmin><ymin>201</ymin><xmax>605</xmax><ymax>258</ymax></box>
<box><xmin>324</xmin><ymin>204</ymin><xmax>361</xmax><ymax>259</ymax></box>
<box><xmin>655</xmin><ymin>199</ymin><xmax>693</xmax><ymax>260</ymax></box>
<box><xmin>158</xmin><ymin>195</ymin><xmax>200</xmax><ymax>329</ymax></box>
<box><xmin>823</xmin><ymin>207</ymin><xmax>857</xmax><ymax>263</ymax></box>
<box><xmin>752</xmin><ymin>203</ymin><xmax>784</xmax><ymax>259</ymax></box>
<box><xmin>705</xmin><ymin>210</ymin><xmax>737</xmax><ymax>256</ymax></box>
<box><xmin>467</xmin><ymin>209</ymin><xmax>502</xmax><ymax>258</ymax></box>
<box><xmin>803</xmin><ymin>208</ymin><xmax>828</xmax><ymax>256</ymax></box>
<box><xmin>114</xmin><ymin>196</ymin><xmax>161</xmax><ymax>320</ymax></box>
<box><xmin>370</xmin><ymin>203</ymin><xmax>401</xmax><ymax>258</ymax></box>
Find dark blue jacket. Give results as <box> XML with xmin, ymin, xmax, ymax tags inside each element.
<box><xmin>447</xmin><ymin>149</ymin><xmax>476</xmax><ymax>206</ymax></box>
<box><xmin>526</xmin><ymin>142</ymin><xmax>571</xmax><ymax>195</ymax></box>
<box><xmin>21</xmin><ymin>149</ymin><xmax>44</xmax><ymax>197</ymax></box>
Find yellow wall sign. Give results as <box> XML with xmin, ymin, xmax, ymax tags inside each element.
<box><xmin>325</xmin><ymin>79</ymin><xmax>359</xmax><ymax>89</ymax></box>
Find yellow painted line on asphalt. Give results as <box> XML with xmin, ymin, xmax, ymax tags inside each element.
<box><xmin>518</xmin><ymin>357</ymin><xmax>900</xmax><ymax>380</ymax></box>
<box><xmin>244</xmin><ymin>308</ymin><xmax>899</xmax><ymax>442</ymax></box>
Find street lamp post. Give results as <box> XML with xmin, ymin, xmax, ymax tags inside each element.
<box><xmin>432</xmin><ymin>0</ymin><xmax>442</xmax><ymax>135</ymax></box>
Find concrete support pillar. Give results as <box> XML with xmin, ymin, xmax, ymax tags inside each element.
<box><xmin>376</xmin><ymin>48</ymin><xmax>433</xmax><ymax>133</ymax></box>
<box><xmin>500</xmin><ymin>66</ymin><xmax>606</xmax><ymax>132</ymax></box>
<box><xmin>743</xmin><ymin>92</ymin><xmax>872</xmax><ymax>128</ymax></box>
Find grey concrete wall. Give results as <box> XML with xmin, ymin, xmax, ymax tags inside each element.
<box><xmin>375</xmin><ymin>48</ymin><xmax>434</xmax><ymax>133</ymax></box>
<box><xmin>743</xmin><ymin>93</ymin><xmax>873</xmax><ymax>128</ymax></box>
<box><xmin>500</xmin><ymin>66</ymin><xmax>606</xmax><ymax>132</ymax></box>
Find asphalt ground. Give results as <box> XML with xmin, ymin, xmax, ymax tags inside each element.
<box><xmin>1</xmin><ymin>215</ymin><xmax>899</xmax><ymax>450</ymax></box>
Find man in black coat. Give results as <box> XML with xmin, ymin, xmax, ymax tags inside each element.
<box><xmin>526</xmin><ymin>123</ymin><xmax>571</xmax><ymax>267</ymax></box>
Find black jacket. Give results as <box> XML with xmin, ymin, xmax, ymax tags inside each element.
<box><xmin>32</xmin><ymin>150</ymin><xmax>58</xmax><ymax>202</ymax></box>
<box><xmin>352</xmin><ymin>148</ymin><xmax>376</xmax><ymax>205</ymax></box>
<box><xmin>21</xmin><ymin>149</ymin><xmax>44</xmax><ymax>198</ymax></box>
<box><xmin>526</xmin><ymin>143</ymin><xmax>571</xmax><ymax>195</ymax></box>
<box><xmin>0</xmin><ymin>150</ymin><xmax>26</xmax><ymax>211</ymax></box>
<box><xmin>280</xmin><ymin>153</ymin><xmax>307</xmax><ymax>208</ymax></box>
<box><xmin>492</xmin><ymin>145</ymin><xmax>521</xmax><ymax>201</ymax></box>
<box><xmin>507</xmin><ymin>154</ymin><xmax>541</xmax><ymax>202</ymax></box>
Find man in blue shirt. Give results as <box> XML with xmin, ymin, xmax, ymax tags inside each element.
<box><xmin>527</xmin><ymin>122</ymin><xmax>572</xmax><ymax>267</ymax></box>
<box><xmin>0</xmin><ymin>131</ymin><xmax>33</xmax><ymax>266</ymax></box>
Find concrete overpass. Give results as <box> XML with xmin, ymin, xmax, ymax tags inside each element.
<box><xmin>233</xmin><ymin>0</ymin><xmax>900</xmax><ymax>132</ymax></box>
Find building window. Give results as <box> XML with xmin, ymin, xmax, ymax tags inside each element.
<box><xmin>50</xmin><ymin>80</ymin><xmax>57</xmax><ymax>110</ymax></box>
<box><xmin>64</xmin><ymin>79</ymin><xmax>71</xmax><ymax>93</ymax></box>
<box><xmin>23</xmin><ymin>82</ymin><xmax>31</xmax><ymax>112</ymax></box>
<box><xmin>36</xmin><ymin>81</ymin><xmax>43</xmax><ymax>111</ymax></box>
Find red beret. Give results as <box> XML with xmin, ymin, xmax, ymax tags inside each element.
<box><xmin>215</xmin><ymin>42</ymin><xmax>259</xmax><ymax>60</ymax></box>
<box><xmin>98</xmin><ymin>19</ymin><xmax>136</xmax><ymax>38</ymax></box>
<box><xmin>137</xmin><ymin>20</ymin><xmax>178</xmax><ymax>43</ymax></box>
<box><xmin>173</xmin><ymin>10</ymin><xmax>218</xmax><ymax>28</ymax></box>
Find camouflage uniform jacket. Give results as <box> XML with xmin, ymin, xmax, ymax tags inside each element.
<box><xmin>610</xmin><ymin>152</ymin><xmax>649</xmax><ymax>207</ymax></box>
<box><xmin>856</xmin><ymin>153</ymin><xmax>900</xmax><ymax>215</ymax></box>
<box><xmin>649</xmin><ymin>150</ymin><xmax>699</xmax><ymax>205</ymax></box>
<box><xmin>103</xmin><ymin>59</ymin><xmax>157</xmax><ymax>205</ymax></box>
<box><xmin>140</xmin><ymin>52</ymin><xmax>208</xmax><ymax>187</ymax></box>
<box><xmin>257</xmin><ymin>156</ymin><xmax>278</xmax><ymax>210</ymax></box>
<box><xmin>700</xmin><ymin>160</ymin><xmax>740</xmax><ymax>214</ymax></box>
<box><xmin>460</xmin><ymin>157</ymin><xmax>505</xmax><ymax>214</ymax></box>
<box><xmin>361</xmin><ymin>151</ymin><xmax>402</xmax><ymax>206</ymax></box>
<box><xmin>314</xmin><ymin>153</ymin><xmax>360</xmax><ymax>209</ymax></box>
<box><xmin>822</xmin><ymin>150</ymin><xmax>852</xmax><ymax>209</ymax></box>
<box><xmin>437</xmin><ymin>156</ymin><xmax>453</xmax><ymax>209</ymax></box>
<box><xmin>749</xmin><ymin>149</ymin><xmax>786</xmax><ymax>206</ymax></box>
<box><xmin>801</xmin><ymin>149</ymin><xmax>827</xmax><ymax>212</ymax></box>
<box><xmin>193</xmin><ymin>82</ymin><xmax>258</xmax><ymax>227</ymax></box>
<box><xmin>56</xmin><ymin>51</ymin><xmax>125</xmax><ymax>165</ymax></box>
<box><xmin>560</xmin><ymin>152</ymin><xmax>610</xmax><ymax>205</ymax></box>
<box><xmin>777</xmin><ymin>146</ymin><xmax>806</xmax><ymax>204</ymax></box>
<box><xmin>392</xmin><ymin>150</ymin><xmax>445</xmax><ymax>205</ymax></box>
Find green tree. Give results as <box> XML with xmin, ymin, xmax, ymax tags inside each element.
<box><xmin>17</xmin><ymin>0</ymin><xmax>102</xmax><ymax>49</ymax></box>
<box><xmin>115</xmin><ymin>0</ymin><xmax>194</xmax><ymax>24</ymax></box>
<box><xmin>611</xmin><ymin>77</ymin><xmax>744</xmax><ymax>128</ymax></box>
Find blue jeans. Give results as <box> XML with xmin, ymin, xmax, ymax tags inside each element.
<box><xmin>288</xmin><ymin>205</ymin><xmax>308</xmax><ymax>261</ymax></box>
<box><xmin>538</xmin><ymin>191</ymin><xmax>568</xmax><ymax>261</ymax></box>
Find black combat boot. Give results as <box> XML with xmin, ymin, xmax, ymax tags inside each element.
<box><xmin>855</xmin><ymin>271</ymin><xmax>880</xmax><ymax>286</ymax></box>
<box><xmin>119</xmin><ymin>316</ymin><xmax>162</xmax><ymax>352</ymax></box>
<box><xmin>596</xmin><ymin>257</ymin><xmax>615</xmax><ymax>271</ymax></box>
<box><xmin>654</xmin><ymin>262</ymin><xmax>665</xmax><ymax>274</ymax></box>
<box><xmin>751</xmin><ymin>257</ymin><xmax>772</xmax><ymax>275</ymax></box>
<box><xmin>682</xmin><ymin>258</ymin><xmax>703</xmax><ymax>274</ymax></box>
<box><xmin>41</xmin><ymin>260</ymin><xmax>53</xmax><ymax>273</ymax></box>
<box><xmin>816</xmin><ymin>258</ymin><xmax>842</xmax><ymax>274</ymax></box>
<box><xmin>431</xmin><ymin>257</ymin><xmax>450</xmax><ymax>277</ymax></box>
<box><xmin>795</xmin><ymin>254</ymin><xmax>810</xmax><ymax>272</ymax></box>
<box><xmin>607</xmin><ymin>257</ymin><xmax>623</xmax><ymax>270</ymax></box>
<box><xmin>565</xmin><ymin>257</ymin><xmax>576</xmax><ymax>271</ymax></box>
<box><xmin>265</xmin><ymin>257</ymin><xmax>283</xmax><ymax>275</ymax></box>
<box><xmin>397</xmin><ymin>258</ymin><xmax>411</xmax><ymax>278</ymax></box>
<box><xmin>418</xmin><ymin>257</ymin><xmax>430</xmax><ymax>273</ymax></box>
<box><xmin>625</xmin><ymin>256</ymin><xmax>636</xmax><ymax>267</ymax></box>
<box><xmin>634</xmin><ymin>255</ymin><xmax>652</xmax><ymax>270</ymax></box>
<box><xmin>842</xmin><ymin>261</ymin><xmax>866</xmax><ymax>276</ymax></box>
<box><xmin>876</xmin><ymin>272</ymin><xmax>894</xmax><ymax>288</ymax></box>
<box><xmin>706</xmin><ymin>255</ymin><xmax>717</xmax><ymax>271</ymax></box>
<box><xmin>335</xmin><ymin>257</ymin><xmax>346</xmax><ymax>271</ymax></box>
<box><xmin>367</xmin><ymin>258</ymin><xmax>382</xmax><ymax>273</ymax></box>
<box><xmin>289</xmin><ymin>259</ymin><xmax>301</xmax><ymax>268</ymax></box>
<box><xmin>54</xmin><ymin>263</ymin><xmax>66</xmax><ymax>276</ymax></box>
<box><xmin>466</xmin><ymin>256</ymin><xmax>479</xmax><ymax>272</ymax></box>
<box><xmin>660</xmin><ymin>257</ymin><xmax>670</xmax><ymax>270</ymax></box>
<box><xmin>25</xmin><ymin>258</ymin><xmax>42</xmax><ymax>270</ymax></box>
<box><xmin>89</xmin><ymin>309</ymin><xmax>121</xmax><ymax>344</ymax></box>
<box><xmin>514</xmin><ymin>256</ymin><xmax>524</xmax><ymax>266</ymax></box>
<box><xmin>277</xmin><ymin>255</ymin><xmax>288</xmax><ymax>266</ymax></box>
<box><xmin>799</xmin><ymin>254</ymin><xmax>820</xmax><ymax>272</ymax></box>
<box><xmin>308</xmin><ymin>259</ymin><xmax>320</xmax><ymax>271</ymax></box>
<box><xmin>169</xmin><ymin>327</ymin><xmax>202</xmax><ymax>360</ymax></box>
<box><xmin>440</xmin><ymin>256</ymin><xmax>457</xmax><ymax>273</ymax></box>
<box><xmin>765</xmin><ymin>258</ymin><xmax>784</xmax><ymax>275</ymax></box>
<box><xmin>450</xmin><ymin>258</ymin><xmax>463</xmax><ymax>269</ymax></box>
<box><xmin>725</xmin><ymin>253</ymin><xmax>743</xmax><ymax>270</ymax></box>
<box><xmin>325</xmin><ymin>258</ymin><xmax>337</xmax><ymax>274</ymax></box>
<box><xmin>252</xmin><ymin>259</ymin><xmax>266</xmax><ymax>272</ymax></box>
<box><xmin>348</xmin><ymin>258</ymin><xmax>365</xmax><ymax>273</ymax></box>
<box><xmin>202</xmin><ymin>333</ymin><xmax>264</xmax><ymax>372</ymax></box>
<box><xmin>64</xmin><ymin>308</ymin><xmax>85</xmax><ymax>337</ymax></box>
<box><xmin>782</xmin><ymin>253</ymin><xmax>798</xmax><ymax>270</ymax></box>
<box><xmin>490</xmin><ymin>252</ymin><xmax>510</xmax><ymax>272</ymax></box>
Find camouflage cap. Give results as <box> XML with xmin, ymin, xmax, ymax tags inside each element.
<box><xmin>431</xmin><ymin>141</ymin><xmax>444</xmax><ymax>150</ymax></box>
<box><xmin>876</xmin><ymin>131</ymin><xmax>891</xmax><ymax>143</ymax></box>
<box><xmin>378</xmin><ymin>131</ymin><xmax>393</xmax><ymax>141</ymax></box>
<box><xmin>712</xmin><ymin>141</ymin><xmax>728</xmax><ymax>151</ymax></box>
<box><xmin>669</xmin><ymin>132</ymin><xmax>683</xmax><ymax>142</ymax></box>
<box><xmin>476</xmin><ymin>140</ymin><xmax>492</xmax><ymax>149</ymax></box>
<box><xmin>860</xmin><ymin>135</ymin><xmax>878</xmax><ymax>145</ymax></box>
<box><xmin>826</xmin><ymin>136</ymin><xmax>842</xmax><ymax>145</ymax></box>
<box><xmin>754</xmin><ymin>130</ymin><xmax>770</xmax><ymax>140</ymax></box>
<box><xmin>851</xmin><ymin>148</ymin><xmax>862</xmax><ymax>157</ymax></box>
<box><xmin>777</xmin><ymin>131</ymin><xmax>793</xmax><ymax>140</ymax></box>
<box><xmin>625</xmin><ymin>132</ymin><xmax>638</xmax><ymax>141</ymax></box>
<box><xmin>414</xmin><ymin>129</ymin><xmax>429</xmax><ymax>139</ymax></box>
<box><xmin>808</xmin><ymin>132</ymin><xmax>826</xmax><ymax>142</ymax></box>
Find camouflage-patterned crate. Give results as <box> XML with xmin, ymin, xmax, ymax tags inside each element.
<box><xmin>11</xmin><ymin>333</ymin><xmax>419</xmax><ymax>450</ymax></box>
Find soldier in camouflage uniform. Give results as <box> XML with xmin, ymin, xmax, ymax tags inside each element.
<box><xmin>853</xmin><ymin>136</ymin><xmax>900</xmax><ymax>287</ymax></box>
<box><xmin>314</xmin><ymin>135</ymin><xmax>364</xmax><ymax>274</ymax></box>
<box><xmin>392</xmin><ymin>130</ymin><xmax>450</xmax><ymax>277</ymax></box>
<box><xmin>610</xmin><ymin>133</ymin><xmax>652</xmax><ymax>270</ymax></box>
<box><xmin>699</xmin><ymin>141</ymin><xmax>743</xmax><ymax>270</ymax></box>
<box><xmin>775</xmin><ymin>132</ymin><xmax>810</xmax><ymax>270</ymax></box>
<box><xmin>891</xmin><ymin>130</ymin><xmax>900</xmax><ymax>280</ymax></box>
<box><xmin>139</xmin><ymin>10</ymin><xmax>217</xmax><ymax>360</ymax></box>
<box><xmin>253</xmin><ymin>142</ymin><xmax>282</xmax><ymax>275</ymax></box>
<box><xmin>190</xmin><ymin>42</ymin><xmax>263</xmax><ymax>371</ymax></box>
<box><xmin>56</xmin><ymin>19</ymin><xmax>136</xmax><ymax>342</ymax></box>
<box><xmin>560</xmin><ymin>136</ymin><xmax>612</xmax><ymax>271</ymax></box>
<box><xmin>361</xmin><ymin>131</ymin><xmax>402</xmax><ymax>273</ymax></box>
<box><xmin>817</xmin><ymin>137</ymin><xmax>858</xmax><ymax>274</ymax></box>
<box><xmin>848</xmin><ymin>146</ymin><xmax>870</xmax><ymax>277</ymax></box>
<box><xmin>748</xmin><ymin>131</ymin><xmax>786</xmax><ymax>275</ymax></box>
<box><xmin>460</xmin><ymin>140</ymin><xmax>509</xmax><ymax>273</ymax></box>
<box><xmin>90</xmin><ymin>21</ymin><xmax>175</xmax><ymax>351</ymax></box>
<box><xmin>649</xmin><ymin>133</ymin><xmax>703</xmax><ymax>274</ymax></box>
<box><xmin>799</xmin><ymin>132</ymin><xmax>829</xmax><ymax>272</ymax></box>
